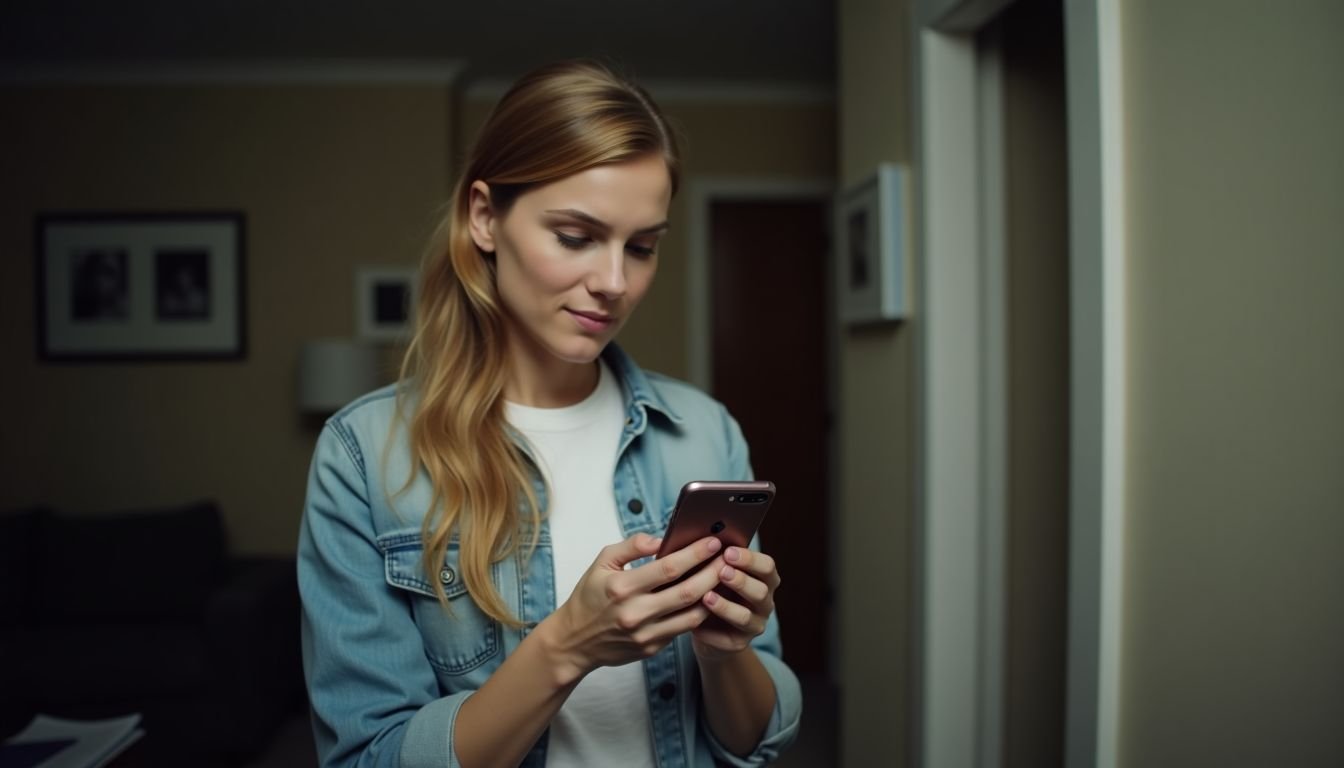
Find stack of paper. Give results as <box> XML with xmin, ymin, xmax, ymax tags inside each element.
<box><xmin>0</xmin><ymin>714</ymin><xmax>143</xmax><ymax>768</ymax></box>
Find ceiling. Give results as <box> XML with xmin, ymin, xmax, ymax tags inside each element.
<box><xmin>0</xmin><ymin>0</ymin><xmax>836</xmax><ymax>85</ymax></box>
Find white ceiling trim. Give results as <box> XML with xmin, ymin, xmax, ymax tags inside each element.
<box><xmin>0</xmin><ymin>58</ymin><xmax>466</xmax><ymax>85</ymax></box>
<box><xmin>464</xmin><ymin>77</ymin><xmax>835</xmax><ymax>105</ymax></box>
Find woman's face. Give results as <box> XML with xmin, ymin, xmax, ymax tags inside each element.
<box><xmin>468</xmin><ymin>153</ymin><xmax>672</xmax><ymax>368</ymax></box>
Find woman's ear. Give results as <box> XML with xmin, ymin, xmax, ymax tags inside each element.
<box><xmin>466</xmin><ymin>180</ymin><xmax>496</xmax><ymax>254</ymax></box>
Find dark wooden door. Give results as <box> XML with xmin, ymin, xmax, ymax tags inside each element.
<box><xmin>710</xmin><ymin>199</ymin><xmax>831</xmax><ymax>677</ymax></box>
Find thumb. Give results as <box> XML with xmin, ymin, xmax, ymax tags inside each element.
<box><xmin>599</xmin><ymin>533</ymin><xmax>663</xmax><ymax>569</ymax></box>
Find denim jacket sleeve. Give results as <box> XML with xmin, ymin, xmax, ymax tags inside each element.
<box><xmin>698</xmin><ymin>407</ymin><xmax>804</xmax><ymax>767</ymax></box>
<box><xmin>298</xmin><ymin>421</ymin><xmax>470</xmax><ymax>768</ymax></box>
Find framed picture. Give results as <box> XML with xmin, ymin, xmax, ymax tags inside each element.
<box><xmin>355</xmin><ymin>265</ymin><xmax>417</xmax><ymax>342</ymax></box>
<box><xmin>35</xmin><ymin>212</ymin><xmax>246</xmax><ymax>361</ymax></box>
<box><xmin>836</xmin><ymin>164</ymin><xmax>910</xmax><ymax>325</ymax></box>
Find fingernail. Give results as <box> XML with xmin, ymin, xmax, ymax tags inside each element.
<box><xmin>724</xmin><ymin>547</ymin><xmax>740</xmax><ymax>562</ymax></box>
<box><xmin>706</xmin><ymin>538</ymin><xmax>722</xmax><ymax>553</ymax></box>
<box><xmin>651</xmin><ymin>536</ymin><xmax>663</xmax><ymax>547</ymax></box>
<box><xmin>705</xmin><ymin>591</ymin><xmax>720</xmax><ymax>606</ymax></box>
<box><xmin>721</xmin><ymin>565</ymin><xmax>736</xmax><ymax>580</ymax></box>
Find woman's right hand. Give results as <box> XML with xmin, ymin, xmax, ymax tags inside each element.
<box><xmin>538</xmin><ymin>532</ymin><xmax>727</xmax><ymax>683</ymax></box>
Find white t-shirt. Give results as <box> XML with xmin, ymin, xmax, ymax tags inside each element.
<box><xmin>505</xmin><ymin>361</ymin><xmax>656</xmax><ymax>768</ymax></box>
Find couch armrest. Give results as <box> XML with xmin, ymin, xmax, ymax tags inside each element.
<box><xmin>208</xmin><ymin>557</ymin><xmax>297</xmax><ymax>628</ymax></box>
<box><xmin>203</xmin><ymin>556</ymin><xmax>302</xmax><ymax>755</ymax></box>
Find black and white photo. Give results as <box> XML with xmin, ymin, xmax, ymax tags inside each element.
<box><xmin>70</xmin><ymin>248</ymin><xmax>130</xmax><ymax>322</ymax></box>
<box><xmin>155</xmin><ymin>248</ymin><xmax>212</xmax><ymax>321</ymax></box>
<box><xmin>355</xmin><ymin>265</ymin><xmax>417</xmax><ymax>342</ymax></box>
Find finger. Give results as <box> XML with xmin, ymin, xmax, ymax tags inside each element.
<box><xmin>630</xmin><ymin>605</ymin><xmax>711</xmax><ymax>648</ymax></box>
<box><xmin>690</xmin><ymin>624</ymin><xmax>746</xmax><ymax>654</ymax></box>
<box><xmin>703</xmin><ymin>589</ymin><xmax>759</xmax><ymax>632</ymax></box>
<box><xmin>644</xmin><ymin>554</ymin><xmax>725</xmax><ymax>616</ymax></box>
<box><xmin>723</xmin><ymin>546</ymin><xmax>779</xmax><ymax>586</ymax></box>
<box><xmin>630</xmin><ymin>536</ymin><xmax>723</xmax><ymax>590</ymax></box>
<box><xmin>599</xmin><ymin>533</ymin><xmax>664</xmax><ymax>570</ymax></box>
<box><xmin>717</xmin><ymin>563</ymin><xmax>770</xmax><ymax>604</ymax></box>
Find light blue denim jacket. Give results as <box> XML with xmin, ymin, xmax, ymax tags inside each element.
<box><xmin>298</xmin><ymin>344</ymin><xmax>802</xmax><ymax>768</ymax></box>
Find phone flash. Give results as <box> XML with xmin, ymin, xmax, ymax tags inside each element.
<box><xmin>728</xmin><ymin>495</ymin><xmax>736</xmax><ymax>502</ymax></box>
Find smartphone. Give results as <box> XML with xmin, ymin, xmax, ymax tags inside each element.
<box><xmin>653</xmin><ymin>481</ymin><xmax>775</xmax><ymax>614</ymax></box>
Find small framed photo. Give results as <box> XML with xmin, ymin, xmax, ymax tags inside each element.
<box><xmin>836</xmin><ymin>164</ymin><xmax>910</xmax><ymax>325</ymax></box>
<box><xmin>355</xmin><ymin>265</ymin><xmax>418</xmax><ymax>343</ymax></box>
<box><xmin>35</xmin><ymin>212</ymin><xmax>246</xmax><ymax>361</ymax></box>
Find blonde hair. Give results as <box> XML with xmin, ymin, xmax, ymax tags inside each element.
<box><xmin>395</xmin><ymin>60</ymin><xmax>681</xmax><ymax>626</ymax></box>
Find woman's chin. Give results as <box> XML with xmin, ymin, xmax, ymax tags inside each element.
<box><xmin>548</xmin><ymin>336</ymin><xmax>610</xmax><ymax>365</ymax></box>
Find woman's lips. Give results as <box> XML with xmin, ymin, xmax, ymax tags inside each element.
<box><xmin>566</xmin><ymin>309</ymin><xmax>614</xmax><ymax>333</ymax></box>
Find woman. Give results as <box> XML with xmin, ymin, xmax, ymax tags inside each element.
<box><xmin>298</xmin><ymin>60</ymin><xmax>801</xmax><ymax>768</ymax></box>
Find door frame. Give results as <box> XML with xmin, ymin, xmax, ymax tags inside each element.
<box><xmin>910</xmin><ymin>0</ymin><xmax>1127</xmax><ymax>766</ymax></box>
<box><xmin>685</xmin><ymin>177</ymin><xmax>839</xmax><ymax>681</ymax></box>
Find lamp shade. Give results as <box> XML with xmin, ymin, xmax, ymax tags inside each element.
<box><xmin>298</xmin><ymin>339</ymin><xmax>381</xmax><ymax>413</ymax></box>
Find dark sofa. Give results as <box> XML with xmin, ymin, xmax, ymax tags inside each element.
<box><xmin>0</xmin><ymin>501</ymin><xmax>303</xmax><ymax>763</ymax></box>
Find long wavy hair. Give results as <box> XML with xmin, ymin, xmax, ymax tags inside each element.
<box><xmin>394</xmin><ymin>60</ymin><xmax>681</xmax><ymax>626</ymax></box>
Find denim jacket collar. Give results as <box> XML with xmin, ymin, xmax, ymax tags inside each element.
<box><xmin>602</xmin><ymin>342</ymin><xmax>685</xmax><ymax>427</ymax></box>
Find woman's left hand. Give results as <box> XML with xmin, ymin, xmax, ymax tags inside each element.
<box><xmin>691</xmin><ymin>545</ymin><xmax>780</xmax><ymax>660</ymax></box>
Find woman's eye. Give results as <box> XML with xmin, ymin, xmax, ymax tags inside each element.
<box><xmin>556</xmin><ymin>232</ymin><xmax>590</xmax><ymax>250</ymax></box>
<box><xmin>626</xmin><ymin>243</ymin><xmax>656</xmax><ymax>258</ymax></box>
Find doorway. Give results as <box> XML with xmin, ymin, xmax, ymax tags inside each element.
<box><xmin>913</xmin><ymin>0</ymin><xmax>1124</xmax><ymax>765</ymax></box>
<box><xmin>693</xmin><ymin>187</ymin><xmax>838</xmax><ymax>765</ymax></box>
<box><xmin>708</xmin><ymin>198</ymin><xmax>831</xmax><ymax>678</ymax></box>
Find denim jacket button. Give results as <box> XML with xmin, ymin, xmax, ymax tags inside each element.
<box><xmin>658</xmin><ymin>682</ymin><xmax>676</xmax><ymax>700</ymax></box>
<box><xmin>628</xmin><ymin>499</ymin><xmax>644</xmax><ymax>514</ymax></box>
<box><xmin>439</xmin><ymin>567</ymin><xmax>456</xmax><ymax>585</ymax></box>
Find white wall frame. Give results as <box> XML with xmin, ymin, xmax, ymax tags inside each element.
<box><xmin>911</xmin><ymin>1</ymin><xmax>1125</xmax><ymax>767</ymax></box>
<box><xmin>910</xmin><ymin>10</ymin><xmax>996</xmax><ymax>767</ymax></box>
<box><xmin>1063</xmin><ymin>1</ymin><xmax>1126</xmax><ymax>766</ymax></box>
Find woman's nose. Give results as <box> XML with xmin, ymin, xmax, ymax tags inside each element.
<box><xmin>588</xmin><ymin>247</ymin><xmax>628</xmax><ymax>298</ymax></box>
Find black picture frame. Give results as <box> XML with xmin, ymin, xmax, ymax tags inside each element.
<box><xmin>35</xmin><ymin>212</ymin><xmax>247</xmax><ymax>362</ymax></box>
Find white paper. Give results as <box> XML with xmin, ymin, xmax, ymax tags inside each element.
<box><xmin>3</xmin><ymin>714</ymin><xmax>144</xmax><ymax>768</ymax></box>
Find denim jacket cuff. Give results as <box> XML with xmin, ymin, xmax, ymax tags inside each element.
<box><xmin>400</xmin><ymin>690</ymin><xmax>473</xmax><ymax>768</ymax></box>
<box><xmin>701</xmin><ymin>650</ymin><xmax>803</xmax><ymax>767</ymax></box>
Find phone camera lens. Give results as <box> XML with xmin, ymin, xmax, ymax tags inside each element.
<box><xmin>710</xmin><ymin>521</ymin><xmax>725</xmax><ymax>534</ymax></box>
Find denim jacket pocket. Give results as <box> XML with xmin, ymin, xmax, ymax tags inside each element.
<box><xmin>378</xmin><ymin>532</ymin><xmax>503</xmax><ymax>676</ymax></box>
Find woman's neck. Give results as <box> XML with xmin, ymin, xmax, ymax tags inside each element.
<box><xmin>503</xmin><ymin>337</ymin><xmax>601</xmax><ymax>409</ymax></box>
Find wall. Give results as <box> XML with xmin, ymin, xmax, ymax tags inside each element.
<box><xmin>1121</xmin><ymin>1</ymin><xmax>1344</xmax><ymax>765</ymax></box>
<box><xmin>0</xmin><ymin>82</ymin><xmax>451</xmax><ymax>554</ymax></box>
<box><xmin>0</xmin><ymin>77</ymin><xmax>835</xmax><ymax>554</ymax></box>
<box><xmin>836</xmin><ymin>0</ymin><xmax>915</xmax><ymax>765</ymax></box>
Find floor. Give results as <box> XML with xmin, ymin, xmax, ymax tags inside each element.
<box><xmin>247</xmin><ymin>677</ymin><xmax>838</xmax><ymax>767</ymax></box>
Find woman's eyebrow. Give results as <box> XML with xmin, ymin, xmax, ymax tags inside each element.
<box><xmin>544</xmin><ymin>208</ymin><xmax>669</xmax><ymax>235</ymax></box>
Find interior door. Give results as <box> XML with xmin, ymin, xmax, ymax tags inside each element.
<box><xmin>709</xmin><ymin>199</ymin><xmax>831</xmax><ymax>679</ymax></box>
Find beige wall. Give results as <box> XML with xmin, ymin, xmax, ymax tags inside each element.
<box><xmin>0</xmin><ymin>81</ymin><xmax>834</xmax><ymax>556</ymax></box>
<box><xmin>837</xmin><ymin>0</ymin><xmax>914</xmax><ymax>765</ymax></box>
<box><xmin>1121</xmin><ymin>2</ymin><xmax>1344</xmax><ymax>765</ymax></box>
<box><xmin>0</xmin><ymin>84</ymin><xmax>451</xmax><ymax>554</ymax></box>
